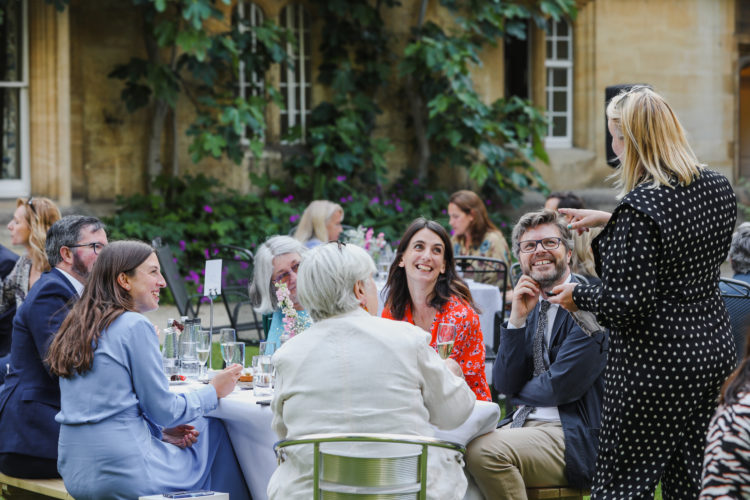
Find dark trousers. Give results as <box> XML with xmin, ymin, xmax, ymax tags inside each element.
<box><xmin>0</xmin><ymin>452</ymin><xmax>60</xmax><ymax>479</ymax></box>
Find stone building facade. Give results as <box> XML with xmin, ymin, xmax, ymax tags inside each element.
<box><xmin>0</xmin><ymin>0</ymin><xmax>746</xmax><ymax>205</ymax></box>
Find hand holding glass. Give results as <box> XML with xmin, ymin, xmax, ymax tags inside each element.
<box><xmin>436</xmin><ymin>323</ymin><xmax>456</xmax><ymax>360</ymax></box>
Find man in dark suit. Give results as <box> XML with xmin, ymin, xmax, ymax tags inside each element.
<box><xmin>0</xmin><ymin>215</ymin><xmax>107</xmax><ymax>478</ymax></box>
<box><xmin>466</xmin><ymin>210</ymin><xmax>607</xmax><ymax>497</ymax></box>
<box><xmin>0</xmin><ymin>244</ymin><xmax>20</xmax><ymax>384</ymax></box>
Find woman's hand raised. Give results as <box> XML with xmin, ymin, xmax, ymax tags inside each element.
<box><xmin>210</xmin><ymin>363</ymin><xmax>242</xmax><ymax>399</ymax></box>
<box><xmin>558</xmin><ymin>208</ymin><xmax>611</xmax><ymax>234</ymax></box>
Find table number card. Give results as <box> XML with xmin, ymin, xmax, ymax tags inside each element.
<box><xmin>204</xmin><ymin>259</ymin><xmax>222</xmax><ymax>297</ymax></box>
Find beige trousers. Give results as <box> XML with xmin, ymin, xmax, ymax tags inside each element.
<box><xmin>465</xmin><ymin>420</ymin><xmax>567</xmax><ymax>500</ymax></box>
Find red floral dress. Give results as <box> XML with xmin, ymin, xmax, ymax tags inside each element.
<box><xmin>382</xmin><ymin>296</ymin><xmax>491</xmax><ymax>401</ymax></box>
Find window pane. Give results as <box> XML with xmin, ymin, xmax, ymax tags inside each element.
<box><xmin>552</xmin><ymin>116</ymin><xmax>567</xmax><ymax>137</ymax></box>
<box><xmin>553</xmin><ymin>91</ymin><xmax>567</xmax><ymax>112</ymax></box>
<box><xmin>557</xmin><ymin>41</ymin><xmax>569</xmax><ymax>60</ymax></box>
<box><xmin>1</xmin><ymin>0</ymin><xmax>23</xmax><ymax>82</ymax></box>
<box><xmin>1</xmin><ymin>88</ymin><xmax>21</xmax><ymax>180</ymax></box>
<box><xmin>280</xmin><ymin>3</ymin><xmax>311</xmax><ymax>142</ymax></box>
<box><xmin>546</xmin><ymin>40</ymin><xmax>553</xmax><ymax>60</ymax></box>
<box><xmin>552</xmin><ymin>68</ymin><xmax>567</xmax><ymax>87</ymax></box>
<box><xmin>557</xmin><ymin>20</ymin><xmax>568</xmax><ymax>37</ymax></box>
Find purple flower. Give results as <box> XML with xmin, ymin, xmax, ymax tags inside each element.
<box><xmin>395</xmin><ymin>203</ymin><xmax>403</xmax><ymax>213</ymax></box>
<box><xmin>172</xmin><ymin>257</ymin><xmax>178</xmax><ymax>263</ymax></box>
<box><xmin>289</xmin><ymin>214</ymin><xmax>300</xmax><ymax>223</ymax></box>
<box><xmin>485</xmin><ymin>199</ymin><xmax>491</xmax><ymax>206</ymax></box>
<box><xmin>203</xmin><ymin>248</ymin><xmax>210</xmax><ymax>259</ymax></box>
<box><xmin>179</xmin><ymin>240</ymin><xmax>186</xmax><ymax>251</ymax></box>
<box><xmin>203</xmin><ymin>205</ymin><xmax>213</xmax><ymax>213</ymax></box>
<box><xmin>370</xmin><ymin>197</ymin><xmax>380</xmax><ymax>205</ymax></box>
<box><xmin>283</xmin><ymin>195</ymin><xmax>294</xmax><ymax>203</ymax></box>
<box><xmin>441</xmin><ymin>209</ymin><xmax>447</xmax><ymax>214</ymax></box>
<box><xmin>240</xmin><ymin>262</ymin><xmax>249</xmax><ymax>270</ymax></box>
<box><xmin>501</xmin><ymin>222</ymin><xmax>507</xmax><ymax>228</ymax></box>
<box><xmin>340</xmin><ymin>197</ymin><xmax>347</xmax><ymax>203</ymax></box>
<box><xmin>197</xmin><ymin>284</ymin><xmax>204</xmax><ymax>295</ymax></box>
<box><xmin>412</xmin><ymin>178</ymin><xmax>419</xmax><ymax>185</ymax></box>
<box><xmin>186</xmin><ymin>270</ymin><xmax>200</xmax><ymax>284</ymax></box>
<box><xmin>425</xmin><ymin>194</ymin><xmax>433</xmax><ymax>200</ymax></box>
<box><xmin>213</xmin><ymin>248</ymin><xmax>219</xmax><ymax>256</ymax></box>
<box><xmin>336</xmin><ymin>175</ymin><xmax>346</xmax><ymax>182</ymax></box>
<box><xmin>384</xmin><ymin>199</ymin><xmax>391</xmax><ymax>206</ymax></box>
<box><xmin>347</xmin><ymin>195</ymin><xmax>353</xmax><ymax>202</ymax></box>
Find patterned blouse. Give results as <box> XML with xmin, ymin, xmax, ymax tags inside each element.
<box><xmin>0</xmin><ymin>254</ymin><xmax>31</xmax><ymax>314</ymax></box>
<box><xmin>382</xmin><ymin>296</ymin><xmax>491</xmax><ymax>401</ymax></box>
<box><xmin>452</xmin><ymin>230</ymin><xmax>511</xmax><ymax>287</ymax></box>
<box><xmin>700</xmin><ymin>391</ymin><xmax>750</xmax><ymax>499</ymax></box>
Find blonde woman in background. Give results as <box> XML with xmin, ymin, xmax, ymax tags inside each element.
<box><xmin>3</xmin><ymin>197</ymin><xmax>61</xmax><ymax>309</ymax></box>
<box><xmin>293</xmin><ymin>200</ymin><xmax>344</xmax><ymax>248</ymax></box>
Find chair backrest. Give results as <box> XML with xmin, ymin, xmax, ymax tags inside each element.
<box><xmin>455</xmin><ymin>256</ymin><xmax>508</xmax><ymax>352</ymax></box>
<box><xmin>571</xmin><ymin>273</ymin><xmax>590</xmax><ymax>285</ymax></box>
<box><xmin>720</xmin><ymin>277</ymin><xmax>750</xmax><ymax>364</ymax></box>
<box><xmin>274</xmin><ymin>433</ymin><xmax>465</xmax><ymax>500</ymax></box>
<box><xmin>152</xmin><ymin>237</ymin><xmax>197</xmax><ymax>318</ymax></box>
<box><xmin>510</xmin><ymin>261</ymin><xmax>522</xmax><ymax>287</ymax></box>
<box><xmin>208</xmin><ymin>244</ymin><xmax>262</xmax><ymax>335</ymax></box>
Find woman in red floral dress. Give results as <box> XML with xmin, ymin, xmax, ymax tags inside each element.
<box><xmin>382</xmin><ymin>218</ymin><xmax>491</xmax><ymax>401</ymax></box>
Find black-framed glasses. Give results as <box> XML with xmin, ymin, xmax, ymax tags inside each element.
<box><xmin>273</xmin><ymin>262</ymin><xmax>300</xmax><ymax>285</ymax></box>
<box><xmin>68</xmin><ymin>242</ymin><xmax>106</xmax><ymax>254</ymax></box>
<box><xmin>518</xmin><ymin>237</ymin><xmax>562</xmax><ymax>253</ymax></box>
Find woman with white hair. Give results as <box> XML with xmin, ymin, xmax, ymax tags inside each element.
<box><xmin>293</xmin><ymin>200</ymin><xmax>344</xmax><ymax>248</ymax></box>
<box><xmin>268</xmin><ymin>242</ymin><xmax>476</xmax><ymax>500</ymax></box>
<box><xmin>248</xmin><ymin>236</ymin><xmax>310</xmax><ymax>345</ymax></box>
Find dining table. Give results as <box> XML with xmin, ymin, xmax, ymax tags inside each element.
<box><xmin>172</xmin><ymin>382</ymin><xmax>500</xmax><ymax>500</ymax></box>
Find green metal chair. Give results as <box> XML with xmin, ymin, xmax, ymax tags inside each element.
<box><xmin>273</xmin><ymin>433</ymin><xmax>465</xmax><ymax>499</ymax></box>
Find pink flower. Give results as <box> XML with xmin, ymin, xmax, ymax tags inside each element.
<box><xmin>203</xmin><ymin>205</ymin><xmax>213</xmax><ymax>213</ymax></box>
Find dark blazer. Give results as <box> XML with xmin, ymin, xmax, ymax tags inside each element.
<box><xmin>0</xmin><ymin>245</ymin><xmax>20</xmax><ymax>357</ymax></box>
<box><xmin>0</xmin><ymin>268</ymin><xmax>78</xmax><ymax>460</ymax></box>
<box><xmin>493</xmin><ymin>277</ymin><xmax>608</xmax><ymax>488</ymax></box>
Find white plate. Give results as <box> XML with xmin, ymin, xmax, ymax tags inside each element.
<box><xmin>168</xmin><ymin>379</ymin><xmax>189</xmax><ymax>386</ymax></box>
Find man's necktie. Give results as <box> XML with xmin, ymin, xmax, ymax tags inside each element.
<box><xmin>510</xmin><ymin>299</ymin><xmax>550</xmax><ymax>428</ymax></box>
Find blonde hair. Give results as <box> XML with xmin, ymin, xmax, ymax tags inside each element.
<box><xmin>570</xmin><ymin>228</ymin><xmax>601</xmax><ymax>279</ymax></box>
<box><xmin>606</xmin><ymin>86</ymin><xmax>703</xmax><ymax>199</ymax></box>
<box><xmin>17</xmin><ymin>197</ymin><xmax>61</xmax><ymax>272</ymax></box>
<box><xmin>294</xmin><ymin>200</ymin><xmax>344</xmax><ymax>243</ymax></box>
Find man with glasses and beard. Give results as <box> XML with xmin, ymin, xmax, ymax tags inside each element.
<box><xmin>465</xmin><ymin>210</ymin><xmax>607</xmax><ymax>498</ymax></box>
<box><xmin>0</xmin><ymin>215</ymin><xmax>107</xmax><ymax>478</ymax></box>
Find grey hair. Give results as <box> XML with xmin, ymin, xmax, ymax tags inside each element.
<box><xmin>46</xmin><ymin>215</ymin><xmax>105</xmax><ymax>267</ymax></box>
<box><xmin>729</xmin><ymin>222</ymin><xmax>750</xmax><ymax>274</ymax></box>
<box><xmin>297</xmin><ymin>243</ymin><xmax>375</xmax><ymax>322</ymax></box>
<box><xmin>249</xmin><ymin>236</ymin><xmax>307</xmax><ymax>314</ymax></box>
<box><xmin>511</xmin><ymin>209</ymin><xmax>573</xmax><ymax>259</ymax></box>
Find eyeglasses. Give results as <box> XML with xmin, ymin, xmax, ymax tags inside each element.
<box><xmin>518</xmin><ymin>237</ymin><xmax>562</xmax><ymax>253</ymax></box>
<box><xmin>68</xmin><ymin>242</ymin><xmax>106</xmax><ymax>254</ymax></box>
<box><xmin>273</xmin><ymin>262</ymin><xmax>300</xmax><ymax>285</ymax></box>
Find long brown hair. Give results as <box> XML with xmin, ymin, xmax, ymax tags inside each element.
<box><xmin>720</xmin><ymin>324</ymin><xmax>750</xmax><ymax>406</ymax></box>
<box><xmin>449</xmin><ymin>190</ymin><xmax>499</xmax><ymax>248</ymax></box>
<box><xmin>47</xmin><ymin>241</ymin><xmax>155</xmax><ymax>377</ymax></box>
<box><xmin>384</xmin><ymin>218</ymin><xmax>475</xmax><ymax>320</ymax></box>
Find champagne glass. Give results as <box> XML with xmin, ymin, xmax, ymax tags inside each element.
<box><xmin>220</xmin><ymin>328</ymin><xmax>237</xmax><ymax>367</ymax></box>
<box><xmin>436</xmin><ymin>323</ymin><xmax>457</xmax><ymax>359</ymax></box>
<box><xmin>196</xmin><ymin>329</ymin><xmax>211</xmax><ymax>381</ymax></box>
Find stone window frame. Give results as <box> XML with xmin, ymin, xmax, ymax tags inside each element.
<box><xmin>236</xmin><ymin>1</ymin><xmax>266</xmax><ymax>146</ymax></box>
<box><xmin>544</xmin><ymin>18</ymin><xmax>573</xmax><ymax>149</ymax></box>
<box><xmin>0</xmin><ymin>0</ymin><xmax>30</xmax><ymax>196</ymax></box>
<box><xmin>279</xmin><ymin>3</ymin><xmax>311</xmax><ymax>144</ymax></box>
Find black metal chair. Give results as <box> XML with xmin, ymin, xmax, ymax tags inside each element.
<box><xmin>207</xmin><ymin>244</ymin><xmax>264</xmax><ymax>341</ymax></box>
<box><xmin>152</xmin><ymin>237</ymin><xmax>202</xmax><ymax>319</ymax></box>
<box><xmin>720</xmin><ymin>277</ymin><xmax>750</xmax><ymax>365</ymax></box>
<box><xmin>510</xmin><ymin>261</ymin><xmax>522</xmax><ymax>287</ymax></box>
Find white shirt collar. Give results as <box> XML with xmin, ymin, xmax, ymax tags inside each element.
<box><xmin>56</xmin><ymin>268</ymin><xmax>85</xmax><ymax>297</ymax></box>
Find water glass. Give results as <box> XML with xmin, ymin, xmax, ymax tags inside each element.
<box><xmin>196</xmin><ymin>330</ymin><xmax>211</xmax><ymax>380</ymax></box>
<box><xmin>228</xmin><ymin>341</ymin><xmax>245</xmax><ymax>367</ymax></box>
<box><xmin>253</xmin><ymin>354</ymin><xmax>273</xmax><ymax>397</ymax></box>
<box><xmin>436</xmin><ymin>323</ymin><xmax>457</xmax><ymax>360</ymax></box>
<box><xmin>179</xmin><ymin>335</ymin><xmax>199</xmax><ymax>380</ymax></box>
<box><xmin>161</xmin><ymin>328</ymin><xmax>179</xmax><ymax>378</ymax></box>
<box><xmin>259</xmin><ymin>341</ymin><xmax>277</xmax><ymax>357</ymax></box>
<box><xmin>220</xmin><ymin>328</ymin><xmax>237</xmax><ymax>367</ymax></box>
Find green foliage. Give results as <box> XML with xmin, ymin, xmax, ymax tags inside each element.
<box><xmin>399</xmin><ymin>0</ymin><xmax>576</xmax><ymax>207</ymax></box>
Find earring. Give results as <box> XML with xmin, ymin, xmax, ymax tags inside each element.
<box><xmin>360</xmin><ymin>301</ymin><xmax>369</xmax><ymax>313</ymax></box>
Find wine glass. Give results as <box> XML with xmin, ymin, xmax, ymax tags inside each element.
<box><xmin>220</xmin><ymin>328</ymin><xmax>237</xmax><ymax>367</ymax></box>
<box><xmin>436</xmin><ymin>323</ymin><xmax>457</xmax><ymax>360</ymax></box>
<box><xmin>196</xmin><ymin>329</ymin><xmax>211</xmax><ymax>381</ymax></box>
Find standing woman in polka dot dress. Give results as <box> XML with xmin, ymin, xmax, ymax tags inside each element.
<box><xmin>549</xmin><ymin>86</ymin><xmax>737</xmax><ymax>499</ymax></box>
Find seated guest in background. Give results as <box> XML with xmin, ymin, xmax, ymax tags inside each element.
<box><xmin>249</xmin><ymin>236</ymin><xmax>311</xmax><ymax>344</ymax></box>
<box><xmin>544</xmin><ymin>191</ymin><xmax>584</xmax><ymax>212</ymax></box>
<box><xmin>552</xmin><ymin>192</ymin><xmax>602</xmax><ymax>286</ymax></box>
<box><xmin>0</xmin><ymin>244</ymin><xmax>18</xmax><ymax>384</ymax></box>
<box><xmin>293</xmin><ymin>200</ymin><xmax>344</xmax><ymax>248</ymax></box>
<box><xmin>0</xmin><ymin>197</ymin><xmax>60</xmax><ymax>384</ymax></box>
<box><xmin>0</xmin><ymin>215</ymin><xmax>106</xmax><ymax>478</ymax></box>
<box><xmin>701</xmin><ymin>325</ymin><xmax>750</xmax><ymax>499</ymax></box>
<box><xmin>721</xmin><ymin>222</ymin><xmax>750</xmax><ymax>362</ymax></box>
<box><xmin>48</xmin><ymin>241</ymin><xmax>248</xmax><ymax>500</ymax></box>
<box><xmin>448</xmin><ymin>189</ymin><xmax>511</xmax><ymax>287</ymax></box>
<box><xmin>383</xmin><ymin>218</ymin><xmax>492</xmax><ymax>401</ymax></box>
<box><xmin>270</xmin><ymin>242</ymin><xmax>475</xmax><ymax>500</ymax></box>
<box><xmin>466</xmin><ymin>210</ymin><xmax>607</xmax><ymax>497</ymax></box>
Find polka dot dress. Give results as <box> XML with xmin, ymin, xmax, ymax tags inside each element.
<box><xmin>573</xmin><ymin>169</ymin><xmax>737</xmax><ymax>500</ymax></box>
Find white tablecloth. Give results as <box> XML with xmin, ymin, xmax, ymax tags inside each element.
<box><xmin>377</xmin><ymin>279</ymin><xmax>504</xmax><ymax>348</ymax></box>
<box><xmin>173</xmin><ymin>384</ymin><xmax>500</xmax><ymax>500</ymax></box>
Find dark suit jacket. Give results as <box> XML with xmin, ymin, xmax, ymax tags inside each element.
<box><xmin>493</xmin><ymin>279</ymin><xmax>608</xmax><ymax>488</ymax></box>
<box><xmin>0</xmin><ymin>268</ymin><xmax>78</xmax><ymax>459</ymax></box>
<box><xmin>0</xmin><ymin>245</ymin><xmax>20</xmax><ymax>357</ymax></box>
